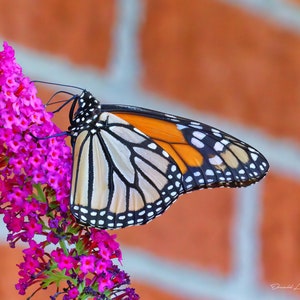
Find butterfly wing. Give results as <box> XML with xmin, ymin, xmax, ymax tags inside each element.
<box><xmin>102</xmin><ymin>104</ymin><xmax>269</xmax><ymax>192</ymax></box>
<box><xmin>70</xmin><ymin>103</ymin><xmax>269</xmax><ymax>229</ymax></box>
<box><xmin>70</xmin><ymin>111</ymin><xmax>183</xmax><ymax>229</ymax></box>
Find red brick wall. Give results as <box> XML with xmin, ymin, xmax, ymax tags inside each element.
<box><xmin>1</xmin><ymin>1</ymin><xmax>299</xmax><ymax>299</ymax></box>
<box><xmin>0</xmin><ymin>0</ymin><xmax>115</xmax><ymax>69</ymax></box>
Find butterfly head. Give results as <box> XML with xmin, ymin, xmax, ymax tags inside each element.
<box><xmin>77</xmin><ymin>91</ymin><xmax>101</xmax><ymax>109</ymax></box>
<box><xmin>68</xmin><ymin>91</ymin><xmax>103</xmax><ymax>137</ymax></box>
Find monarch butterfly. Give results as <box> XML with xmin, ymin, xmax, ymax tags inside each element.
<box><xmin>50</xmin><ymin>87</ymin><xmax>269</xmax><ymax>229</ymax></box>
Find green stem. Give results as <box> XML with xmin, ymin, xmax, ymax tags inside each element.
<box><xmin>59</xmin><ymin>239</ymin><xmax>68</xmax><ymax>255</ymax></box>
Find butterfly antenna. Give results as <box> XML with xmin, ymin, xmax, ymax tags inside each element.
<box><xmin>32</xmin><ymin>80</ymin><xmax>85</xmax><ymax>113</ymax></box>
<box><xmin>32</xmin><ymin>80</ymin><xmax>85</xmax><ymax>92</ymax></box>
<box><xmin>45</xmin><ymin>90</ymin><xmax>76</xmax><ymax>106</ymax></box>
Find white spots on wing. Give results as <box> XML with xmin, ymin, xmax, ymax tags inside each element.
<box><xmin>185</xmin><ymin>176</ymin><xmax>193</xmax><ymax>183</ymax></box>
<box><xmin>177</xmin><ymin>124</ymin><xmax>188</xmax><ymax>130</ymax></box>
<box><xmin>189</xmin><ymin>121</ymin><xmax>202</xmax><ymax>130</ymax></box>
<box><xmin>209</xmin><ymin>155</ymin><xmax>223</xmax><ymax>165</ymax></box>
<box><xmin>107</xmin><ymin>215</ymin><xmax>114</xmax><ymax>220</ymax></box>
<box><xmin>214</xmin><ymin>141</ymin><xmax>224</xmax><ymax>152</ymax></box>
<box><xmin>165</xmin><ymin>113</ymin><xmax>177</xmax><ymax>119</ymax></box>
<box><xmin>97</xmin><ymin>220</ymin><xmax>104</xmax><ymax>226</ymax></box>
<box><xmin>191</xmin><ymin>137</ymin><xmax>204</xmax><ymax>148</ymax></box>
<box><xmin>162</xmin><ymin>150</ymin><xmax>169</xmax><ymax>157</ymax></box>
<box><xmin>193</xmin><ymin>131</ymin><xmax>206</xmax><ymax>140</ymax></box>
<box><xmin>175</xmin><ymin>181</ymin><xmax>181</xmax><ymax>187</ymax></box>
<box><xmin>147</xmin><ymin>211</ymin><xmax>154</xmax><ymax>217</ymax></box>
<box><xmin>156</xmin><ymin>207</ymin><xmax>163</xmax><ymax>213</ymax></box>
<box><xmin>191</xmin><ymin>131</ymin><xmax>207</xmax><ymax>148</ymax></box>
<box><xmin>205</xmin><ymin>169</ymin><xmax>214</xmax><ymax>176</ymax></box>
<box><xmin>248</xmin><ymin>147</ymin><xmax>257</xmax><ymax>153</ymax></box>
<box><xmin>262</xmin><ymin>162</ymin><xmax>267</xmax><ymax>168</ymax></box>
<box><xmin>171</xmin><ymin>165</ymin><xmax>177</xmax><ymax>172</ymax></box>
<box><xmin>164</xmin><ymin>196</ymin><xmax>171</xmax><ymax>204</ymax></box>
<box><xmin>251</xmin><ymin>153</ymin><xmax>258</xmax><ymax>161</ymax></box>
<box><xmin>167</xmin><ymin>185</ymin><xmax>174</xmax><ymax>190</ymax></box>
<box><xmin>221</xmin><ymin>139</ymin><xmax>230</xmax><ymax>145</ymax></box>
<box><xmin>156</xmin><ymin>200</ymin><xmax>163</xmax><ymax>206</ymax></box>
<box><xmin>80</xmin><ymin>207</ymin><xmax>88</xmax><ymax>214</ymax></box>
<box><xmin>148</xmin><ymin>143</ymin><xmax>157</xmax><ymax>150</ymax></box>
<box><xmin>80</xmin><ymin>215</ymin><xmax>87</xmax><ymax>221</ymax></box>
<box><xmin>211</xmin><ymin>128</ymin><xmax>222</xmax><ymax>137</ymax></box>
<box><xmin>138</xmin><ymin>210</ymin><xmax>145</xmax><ymax>216</ymax></box>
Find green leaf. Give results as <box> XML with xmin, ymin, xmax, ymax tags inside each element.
<box><xmin>75</xmin><ymin>239</ymin><xmax>86</xmax><ymax>255</ymax></box>
<box><xmin>32</xmin><ymin>183</ymin><xmax>47</xmax><ymax>203</ymax></box>
<box><xmin>68</xmin><ymin>224</ymin><xmax>81</xmax><ymax>235</ymax></box>
<box><xmin>41</xmin><ymin>269</ymin><xmax>69</xmax><ymax>288</ymax></box>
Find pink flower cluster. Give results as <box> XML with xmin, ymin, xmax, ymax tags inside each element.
<box><xmin>0</xmin><ymin>42</ymin><xmax>139</xmax><ymax>299</ymax></box>
<box><xmin>0</xmin><ymin>42</ymin><xmax>72</xmax><ymax>247</ymax></box>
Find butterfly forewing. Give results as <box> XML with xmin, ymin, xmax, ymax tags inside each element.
<box><xmin>104</xmin><ymin>105</ymin><xmax>269</xmax><ymax>191</ymax></box>
<box><xmin>68</xmin><ymin>92</ymin><xmax>269</xmax><ymax>229</ymax></box>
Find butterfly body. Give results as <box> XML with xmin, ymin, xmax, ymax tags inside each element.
<box><xmin>68</xmin><ymin>91</ymin><xmax>269</xmax><ymax>229</ymax></box>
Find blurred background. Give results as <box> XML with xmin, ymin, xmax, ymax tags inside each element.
<box><xmin>1</xmin><ymin>0</ymin><xmax>300</xmax><ymax>299</ymax></box>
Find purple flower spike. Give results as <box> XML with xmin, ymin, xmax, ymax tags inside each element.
<box><xmin>0</xmin><ymin>42</ymin><xmax>139</xmax><ymax>300</ymax></box>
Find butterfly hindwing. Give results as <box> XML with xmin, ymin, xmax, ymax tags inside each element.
<box><xmin>70</xmin><ymin>111</ymin><xmax>183</xmax><ymax>229</ymax></box>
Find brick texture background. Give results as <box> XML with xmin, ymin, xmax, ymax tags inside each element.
<box><xmin>0</xmin><ymin>0</ymin><xmax>300</xmax><ymax>299</ymax></box>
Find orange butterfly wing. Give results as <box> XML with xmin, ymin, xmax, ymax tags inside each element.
<box><xmin>104</xmin><ymin>105</ymin><xmax>269</xmax><ymax>193</ymax></box>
